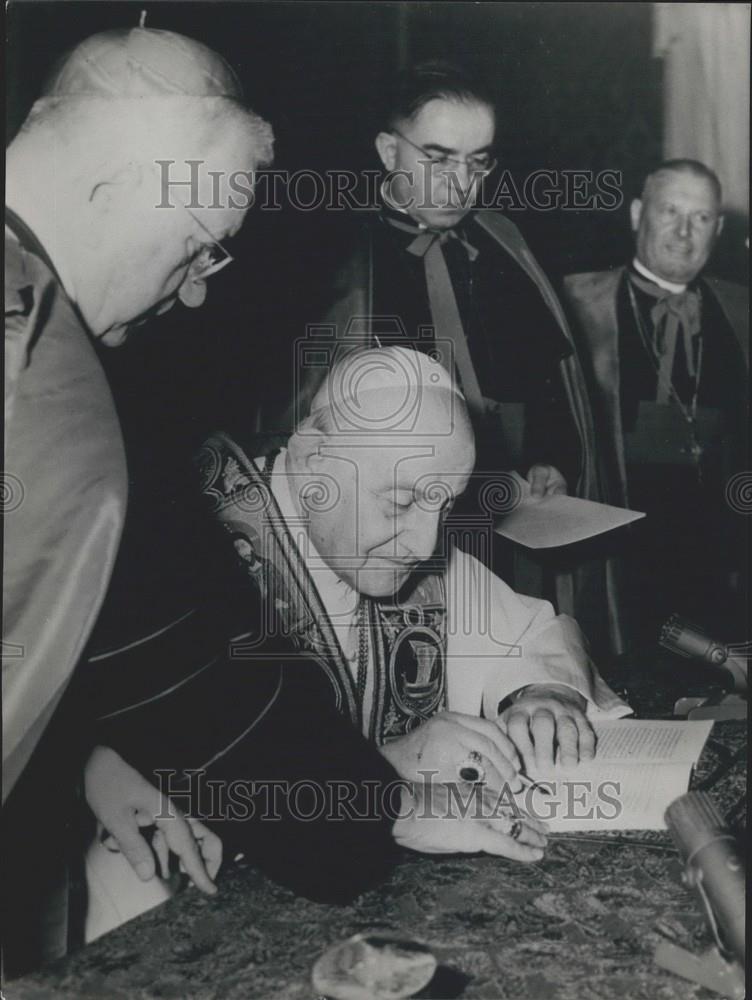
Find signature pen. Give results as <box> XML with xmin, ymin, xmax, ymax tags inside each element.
<box><xmin>517</xmin><ymin>771</ymin><xmax>553</xmax><ymax>796</ymax></box>
<box><xmin>457</xmin><ymin>762</ymin><xmax>553</xmax><ymax>796</ymax></box>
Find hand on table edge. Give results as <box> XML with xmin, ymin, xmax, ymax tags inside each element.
<box><xmin>84</xmin><ymin>745</ymin><xmax>222</xmax><ymax>895</ymax></box>
<box><xmin>391</xmin><ymin>780</ymin><xmax>548</xmax><ymax>861</ymax></box>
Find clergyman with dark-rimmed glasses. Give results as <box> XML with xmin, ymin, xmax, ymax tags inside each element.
<box><xmin>282</xmin><ymin>60</ymin><xmax>621</xmax><ymax>655</ymax></box>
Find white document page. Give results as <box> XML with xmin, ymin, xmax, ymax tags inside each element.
<box><xmin>513</xmin><ymin>719</ymin><xmax>714</xmax><ymax>832</ymax></box>
<box><xmin>494</xmin><ymin>472</ymin><xmax>645</xmax><ymax>549</ymax></box>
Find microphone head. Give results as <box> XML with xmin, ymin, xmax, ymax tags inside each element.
<box><xmin>664</xmin><ymin>791</ymin><xmax>746</xmax><ymax>967</ymax></box>
<box><xmin>659</xmin><ymin>614</ymin><xmax>728</xmax><ymax>665</ymax></box>
<box><xmin>665</xmin><ymin>791</ymin><xmax>728</xmax><ymax>861</ymax></box>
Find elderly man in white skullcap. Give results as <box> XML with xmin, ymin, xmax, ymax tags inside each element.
<box><xmin>200</xmin><ymin>346</ymin><xmax>631</xmax><ymax>797</ymax></box>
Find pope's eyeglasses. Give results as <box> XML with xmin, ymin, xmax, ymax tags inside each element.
<box><xmin>392</xmin><ymin>129</ymin><xmax>497</xmax><ymax>177</ymax></box>
<box><xmin>183</xmin><ymin>205</ymin><xmax>234</xmax><ymax>281</ymax></box>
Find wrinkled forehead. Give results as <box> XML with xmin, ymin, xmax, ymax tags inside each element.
<box><xmin>644</xmin><ymin>170</ymin><xmax>721</xmax><ymax>212</ymax></box>
<box><xmin>332</xmin><ymin>418</ymin><xmax>475</xmax><ymax>491</ymax></box>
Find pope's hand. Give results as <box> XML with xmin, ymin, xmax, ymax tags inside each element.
<box><xmin>526</xmin><ymin>464</ymin><xmax>567</xmax><ymax>498</ymax></box>
<box><xmin>499</xmin><ymin>684</ymin><xmax>595</xmax><ymax>772</ymax></box>
<box><xmin>379</xmin><ymin>711</ymin><xmax>523</xmax><ymax>792</ymax></box>
<box><xmin>393</xmin><ymin>782</ymin><xmax>548</xmax><ymax>861</ymax></box>
<box><xmin>84</xmin><ymin>745</ymin><xmax>222</xmax><ymax>895</ymax></box>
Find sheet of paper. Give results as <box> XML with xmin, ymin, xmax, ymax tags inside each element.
<box><xmin>518</xmin><ymin>762</ymin><xmax>694</xmax><ymax>831</ymax></box>
<box><xmin>494</xmin><ymin>472</ymin><xmax>644</xmax><ymax>549</ymax></box>
<box><xmin>578</xmin><ymin>718</ymin><xmax>714</xmax><ymax>766</ymax></box>
<box><xmin>511</xmin><ymin>719</ymin><xmax>714</xmax><ymax>832</ymax></box>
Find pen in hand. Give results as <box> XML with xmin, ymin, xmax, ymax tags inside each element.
<box><xmin>517</xmin><ymin>771</ymin><xmax>553</xmax><ymax>796</ymax></box>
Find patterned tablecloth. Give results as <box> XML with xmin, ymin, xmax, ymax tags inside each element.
<box><xmin>9</xmin><ymin>653</ymin><xmax>746</xmax><ymax>1000</ymax></box>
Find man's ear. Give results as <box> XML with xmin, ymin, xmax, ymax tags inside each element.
<box><xmin>715</xmin><ymin>213</ymin><xmax>725</xmax><ymax>238</ymax></box>
<box><xmin>375</xmin><ymin>131</ymin><xmax>397</xmax><ymax>172</ymax></box>
<box><xmin>88</xmin><ymin>163</ymin><xmax>143</xmax><ymax>213</ymax></box>
<box><xmin>629</xmin><ymin>198</ymin><xmax>643</xmax><ymax>233</ymax></box>
<box><xmin>287</xmin><ymin>423</ymin><xmax>328</xmax><ymax>472</ymax></box>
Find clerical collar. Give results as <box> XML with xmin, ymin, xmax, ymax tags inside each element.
<box><xmin>632</xmin><ymin>257</ymin><xmax>687</xmax><ymax>294</ymax></box>
<box><xmin>379</xmin><ymin>180</ymin><xmax>431</xmax><ymax>229</ymax></box>
<box><xmin>380</xmin><ymin>180</ymin><xmax>474</xmax><ymax>236</ymax></box>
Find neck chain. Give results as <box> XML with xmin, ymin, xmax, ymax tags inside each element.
<box><xmin>356</xmin><ymin>596</ymin><xmax>370</xmax><ymax>731</ymax></box>
<box><xmin>627</xmin><ymin>281</ymin><xmax>705</xmax><ymax>474</ymax></box>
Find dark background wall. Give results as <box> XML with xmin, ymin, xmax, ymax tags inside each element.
<box><xmin>6</xmin><ymin>2</ymin><xmax>673</xmax><ymax>435</ymax></box>
<box><xmin>7</xmin><ymin>1</ymin><xmax>663</xmax><ymax>274</ymax></box>
<box><xmin>10</xmin><ymin>0</ymin><xmax>746</xmax><ymax>467</ymax></box>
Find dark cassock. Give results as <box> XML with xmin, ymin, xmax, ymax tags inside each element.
<box><xmin>72</xmin><ymin>347</ymin><xmax>404</xmax><ymax>909</ymax></box>
<box><xmin>563</xmin><ymin>264</ymin><xmax>749</xmax><ymax>643</ymax></box>
<box><xmin>271</xmin><ymin>200</ymin><xmax>624</xmax><ymax>655</ymax></box>
<box><xmin>3</xmin><ymin>313</ymin><xmax>403</xmax><ymax>976</ymax></box>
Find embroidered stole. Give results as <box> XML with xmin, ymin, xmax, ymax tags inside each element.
<box><xmin>196</xmin><ymin>433</ymin><xmax>447</xmax><ymax>744</ymax></box>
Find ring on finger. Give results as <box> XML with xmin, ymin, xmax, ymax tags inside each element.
<box><xmin>457</xmin><ymin>751</ymin><xmax>486</xmax><ymax>784</ymax></box>
<box><xmin>508</xmin><ymin>818</ymin><xmax>523</xmax><ymax>841</ymax></box>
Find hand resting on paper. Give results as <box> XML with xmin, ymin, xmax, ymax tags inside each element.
<box><xmin>379</xmin><ymin>711</ymin><xmax>524</xmax><ymax>791</ymax></box>
<box><xmin>84</xmin><ymin>745</ymin><xmax>222</xmax><ymax>895</ymax></box>
<box><xmin>498</xmin><ymin>684</ymin><xmax>595</xmax><ymax>772</ymax></box>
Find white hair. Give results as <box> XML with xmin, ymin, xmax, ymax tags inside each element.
<box><xmin>20</xmin><ymin>95</ymin><xmax>274</xmax><ymax>172</ymax></box>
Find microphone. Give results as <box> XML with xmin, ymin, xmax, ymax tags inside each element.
<box><xmin>659</xmin><ymin>614</ymin><xmax>747</xmax><ymax>694</ymax></box>
<box><xmin>664</xmin><ymin>791</ymin><xmax>745</xmax><ymax>967</ymax></box>
<box><xmin>659</xmin><ymin>614</ymin><xmax>728</xmax><ymax>665</ymax></box>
